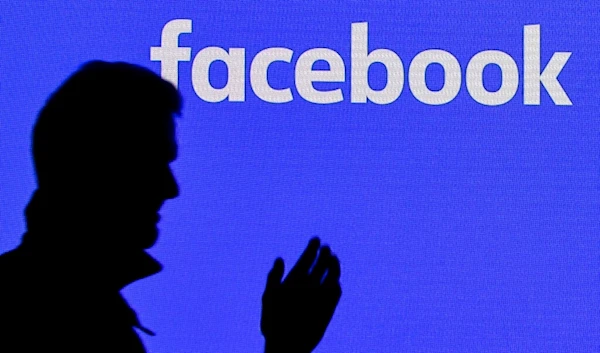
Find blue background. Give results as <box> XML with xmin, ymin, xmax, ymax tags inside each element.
<box><xmin>1</xmin><ymin>1</ymin><xmax>599</xmax><ymax>352</ymax></box>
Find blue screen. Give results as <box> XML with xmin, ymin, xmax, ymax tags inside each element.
<box><xmin>1</xmin><ymin>1</ymin><xmax>599</xmax><ymax>352</ymax></box>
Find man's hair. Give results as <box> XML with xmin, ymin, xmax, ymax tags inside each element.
<box><xmin>32</xmin><ymin>60</ymin><xmax>182</xmax><ymax>187</ymax></box>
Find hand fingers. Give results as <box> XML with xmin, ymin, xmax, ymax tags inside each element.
<box><xmin>309</xmin><ymin>245</ymin><xmax>331</xmax><ymax>285</ymax></box>
<box><xmin>313</xmin><ymin>256</ymin><xmax>342</xmax><ymax>337</ymax></box>
<box><xmin>261</xmin><ymin>258</ymin><xmax>283</xmax><ymax>337</ymax></box>
<box><xmin>320</xmin><ymin>255</ymin><xmax>342</xmax><ymax>323</ymax></box>
<box><xmin>286</xmin><ymin>237</ymin><xmax>320</xmax><ymax>282</ymax></box>
<box><xmin>264</xmin><ymin>257</ymin><xmax>284</xmax><ymax>295</ymax></box>
<box><xmin>322</xmin><ymin>254</ymin><xmax>341</xmax><ymax>289</ymax></box>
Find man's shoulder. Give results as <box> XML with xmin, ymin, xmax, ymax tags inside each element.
<box><xmin>0</xmin><ymin>248</ymin><xmax>31</xmax><ymax>325</ymax></box>
<box><xmin>0</xmin><ymin>247</ymin><xmax>41</xmax><ymax>305</ymax></box>
<box><xmin>0</xmin><ymin>246</ymin><xmax>30</xmax><ymax>273</ymax></box>
<box><xmin>0</xmin><ymin>247</ymin><xmax>22</xmax><ymax>261</ymax></box>
<box><xmin>0</xmin><ymin>248</ymin><xmax>24</xmax><ymax>287</ymax></box>
<box><xmin>0</xmin><ymin>247</ymin><xmax>24</xmax><ymax>277</ymax></box>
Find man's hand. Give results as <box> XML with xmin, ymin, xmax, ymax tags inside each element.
<box><xmin>261</xmin><ymin>237</ymin><xmax>342</xmax><ymax>353</ymax></box>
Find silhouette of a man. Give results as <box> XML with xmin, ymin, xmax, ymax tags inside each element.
<box><xmin>0</xmin><ymin>61</ymin><xmax>341</xmax><ymax>352</ymax></box>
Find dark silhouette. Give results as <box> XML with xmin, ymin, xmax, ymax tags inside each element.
<box><xmin>0</xmin><ymin>61</ymin><xmax>341</xmax><ymax>352</ymax></box>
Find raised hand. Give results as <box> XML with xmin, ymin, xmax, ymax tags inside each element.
<box><xmin>261</xmin><ymin>237</ymin><xmax>342</xmax><ymax>353</ymax></box>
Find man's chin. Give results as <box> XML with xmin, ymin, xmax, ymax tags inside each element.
<box><xmin>102</xmin><ymin>221</ymin><xmax>160</xmax><ymax>250</ymax></box>
<box><xmin>141</xmin><ymin>226</ymin><xmax>159</xmax><ymax>249</ymax></box>
<box><xmin>122</xmin><ymin>223</ymin><xmax>160</xmax><ymax>250</ymax></box>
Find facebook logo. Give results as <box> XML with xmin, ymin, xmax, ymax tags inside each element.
<box><xmin>151</xmin><ymin>19</ymin><xmax>572</xmax><ymax>106</ymax></box>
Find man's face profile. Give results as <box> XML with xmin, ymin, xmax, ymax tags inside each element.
<box><xmin>91</xmin><ymin>114</ymin><xmax>180</xmax><ymax>252</ymax></box>
<box><xmin>107</xmin><ymin>117</ymin><xmax>179</xmax><ymax>249</ymax></box>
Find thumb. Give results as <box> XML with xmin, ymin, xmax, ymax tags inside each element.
<box><xmin>264</xmin><ymin>257</ymin><xmax>284</xmax><ymax>294</ymax></box>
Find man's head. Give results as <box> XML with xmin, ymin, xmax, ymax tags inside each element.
<box><xmin>31</xmin><ymin>61</ymin><xmax>182</xmax><ymax>251</ymax></box>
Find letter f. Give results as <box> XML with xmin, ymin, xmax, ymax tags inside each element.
<box><xmin>151</xmin><ymin>19</ymin><xmax>193</xmax><ymax>89</ymax></box>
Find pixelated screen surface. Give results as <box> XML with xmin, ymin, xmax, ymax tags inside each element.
<box><xmin>1</xmin><ymin>1</ymin><xmax>599</xmax><ymax>352</ymax></box>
